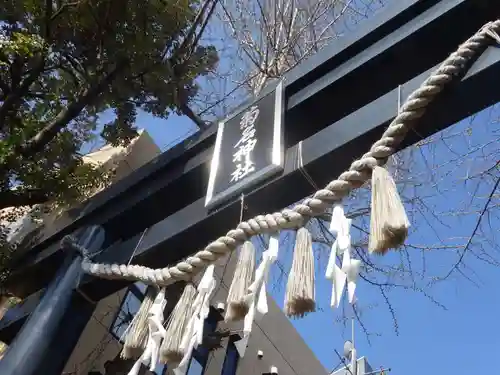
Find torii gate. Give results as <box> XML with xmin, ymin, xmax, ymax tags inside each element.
<box><xmin>0</xmin><ymin>1</ymin><xmax>500</xmax><ymax>374</ymax></box>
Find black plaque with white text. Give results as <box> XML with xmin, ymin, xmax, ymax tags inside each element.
<box><xmin>205</xmin><ymin>81</ymin><xmax>284</xmax><ymax>209</ymax></box>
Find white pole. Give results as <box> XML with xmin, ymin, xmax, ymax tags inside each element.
<box><xmin>350</xmin><ymin>308</ymin><xmax>357</xmax><ymax>375</ymax></box>
<box><xmin>351</xmin><ymin>317</ymin><xmax>355</xmax><ymax>348</ymax></box>
<box><xmin>350</xmin><ymin>347</ymin><xmax>357</xmax><ymax>375</ymax></box>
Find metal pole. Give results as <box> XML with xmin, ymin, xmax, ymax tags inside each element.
<box><xmin>350</xmin><ymin>306</ymin><xmax>357</xmax><ymax>375</ymax></box>
<box><xmin>351</xmin><ymin>317</ymin><xmax>355</xmax><ymax>349</ymax></box>
<box><xmin>0</xmin><ymin>225</ymin><xmax>105</xmax><ymax>375</ymax></box>
<box><xmin>350</xmin><ymin>347</ymin><xmax>357</xmax><ymax>375</ymax></box>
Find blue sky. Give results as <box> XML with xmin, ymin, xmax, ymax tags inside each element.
<box><xmin>118</xmin><ymin>88</ymin><xmax>499</xmax><ymax>375</ymax></box>
<box><xmin>108</xmin><ymin>92</ymin><xmax>499</xmax><ymax>375</ymax></box>
<box><xmin>92</xmin><ymin>4</ymin><xmax>499</xmax><ymax>375</ymax></box>
<box><xmin>266</xmin><ymin>107</ymin><xmax>499</xmax><ymax>375</ymax></box>
<box><xmin>265</xmin><ymin>106</ymin><xmax>498</xmax><ymax>375</ymax></box>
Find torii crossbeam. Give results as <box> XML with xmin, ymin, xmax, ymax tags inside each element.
<box><xmin>0</xmin><ymin>1</ymin><xmax>500</xmax><ymax>374</ymax></box>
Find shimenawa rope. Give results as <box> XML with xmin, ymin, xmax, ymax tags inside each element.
<box><xmin>77</xmin><ymin>20</ymin><xmax>500</xmax><ymax>288</ymax></box>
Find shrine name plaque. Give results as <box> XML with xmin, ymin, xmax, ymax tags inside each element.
<box><xmin>205</xmin><ymin>81</ymin><xmax>284</xmax><ymax>209</ymax></box>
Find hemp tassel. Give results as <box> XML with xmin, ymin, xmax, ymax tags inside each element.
<box><xmin>225</xmin><ymin>241</ymin><xmax>256</xmax><ymax>322</ymax></box>
<box><xmin>159</xmin><ymin>283</ymin><xmax>197</xmax><ymax>366</ymax></box>
<box><xmin>173</xmin><ymin>265</ymin><xmax>216</xmax><ymax>375</ymax></box>
<box><xmin>284</xmin><ymin>227</ymin><xmax>315</xmax><ymax>318</ymax></box>
<box><xmin>127</xmin><ymin>288</ymin><xmax>167</xmax><ymax>375</ymax></box>
<box><xmin>121</xmin><ymin>286</ymin><xmax>158</xmax><ymax>359</ymax></box>
<box><xmin>234</xmin><ymin>234</ymin><xmax>279</xmax><ymax>357</ymax></box>
<box><xmin>369</xmin><ymin>165</ymin><xmax>410</xmax><ymax>254</ymax></box>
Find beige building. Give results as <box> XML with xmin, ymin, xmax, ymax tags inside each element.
<box><xmin>59</xmin><ymin>250</ymin><xmax>327</xmax><ymax>375</ymax></box>
<box><xmin>2</xmin><ymin>129</ymin><xmax>162</xmax><ymax>250</ymax></box>
<box><xmin>0</xmin><ymin>129</ymin><xmax>161</xmax><ymax>361</ymax></box>
<box><xmin>0</xmin><ymin>129</ymin><xmax>327</xmax><ymax>375</ymax></box>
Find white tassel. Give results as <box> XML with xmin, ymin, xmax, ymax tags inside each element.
<box><xmin>121</xmin><ymin>286</ymin><xmax>157</xmax><ymax>359</ymax></box>
<box><xmin>326</xmin><ymin>239</ymin><xmax>346</xmax><ymax>309</ymax></box>
<box><xmin>327</xmin><ymin>204</ymin><xmax>351</xmax><ymax>309</ymax></box>
<box><xmin>174</xmin><ymin>265</ymin><xmax>216</xmax><ymax>375</ymax></box>
<box><xmin>329</xmin><ymin>205</ymin><xmax>351</xmax><ymax>255</ymax></box>
<box><xmin>159</xmin><ymin>283</ymin><xmax>197</xmax><ymax>366</ymax></box>
<box><xmin>284</xmin><ymin>227</ymin><xmax>315</xmax><ymax>318</ymax></box>
<box><xmin>341</xmin><ymin>249</ymin><xmax>361</xmax><ymax>304</ymax></box>
<box><xmin>369</xmin><ymin>166</ymin><xmax>410</xmax><ymax>254</ymax></box>
<box><xmin>225</xmin><ymin>241</ymin><xmax>256</xmax><ymax>322</ymax></box>
<box><xmin>127</xmin><ymin>288</ymin><xmax>168</xmax><ymax>375</ymax></box>
<box><xmin>235</xmin><ymin>234</ymin><xmax>279</xmax><ymax>357</ymax></box>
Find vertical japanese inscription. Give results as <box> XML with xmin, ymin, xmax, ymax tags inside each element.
<box><xmin>206</xmin><ymin>80</ymin><xmax>283</xmax><ymax>209</ymax></box>
<box><xmin>230</xmin><ymin>105</ymin><xmax>260</xmax><ymax>183</ymax></box>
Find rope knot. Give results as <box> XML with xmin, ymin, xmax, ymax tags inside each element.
<box><xmin>61</xmin><ymin>235</ymin><xmax>89</xmax><ymax>258</ymax></box>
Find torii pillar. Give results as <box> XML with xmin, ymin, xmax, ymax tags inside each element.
<box><xmin>0</xmin><ymin>225</ymin><xmax>105</xmax><ymax>375</ymax></box>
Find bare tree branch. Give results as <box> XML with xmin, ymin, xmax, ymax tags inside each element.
<box><xmin>438</xmin><ymin>174</ymin><xmax>500</xmax><ymax>282</ymax></box>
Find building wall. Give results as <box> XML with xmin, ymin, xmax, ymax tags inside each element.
<box><xmin>42</xmin><ymin>130</ymin><xmax>161</xmax><ymax>242</ymax></box>
<box><xmin>1</xmin><ymin>129</ymin><xmax>161</xmax><ymax>251</ymax></box>
<box><xmin>0</xmin><ymin>130</ymin><xmax>162</xmax><ymax>368</ymax></box>
<box><xmin>62</xmin><ymin>246</ymin><xmax>327</xmax><ymax>375</ymax></box>
<box><xmin>62</xmin><ymin>291</ymin><xmax>127</xmax><ymax>375</ymax></box>
<box><xmin>208</xmin><ymin>250</ymin><xmax>327</xmax><ymax>375</ymax></box>
<box><xmin>0</xmin><ymin>129</ymin><xmax>326</xmax><ymax>375</ymax></box>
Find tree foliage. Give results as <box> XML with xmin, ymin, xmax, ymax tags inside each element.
<box><xmin>0</xmin><ymin>0</ymin><xmax>218</xmax><ymax>292</ymax></box>
<box><xmin>0</xmin><ymin>0</ymin><xmax>218</xmax><ymax>212</ymax></box>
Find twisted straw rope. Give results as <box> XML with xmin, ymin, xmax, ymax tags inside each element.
<box><xmin>81</xmin><ymin>21</ymin><xmax>500</xmax><ymax>287</ymax></box>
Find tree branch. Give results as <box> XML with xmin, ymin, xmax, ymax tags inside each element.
<box><xmin>45</xmin><ymin>0</ymin><xmax>54</xmax><ymax>38</ymax></box>
<box><xmin>9</xmin><ymin>54</ymin><xmax>23</xmax><ymax>91</ymax></box>
<box><xmin>18</xmin><ymin>59</ymin><xmax>129</xmax><ymax>157</ymax></box>
<box><xmin>179</xmin><ymin>102</ymin><xmax>208</xmax><ymax>130</ymax></box>
<box><xmin>187</xmin><ymin>0</ymin><xmax>218</xmax><ymax>60</ymax></box>
<box><xmin>0</xmin><ymin>55</ymin><xmax>46</xmax><ymax>129</ymax></box>
<box><xmin>439</xmin><ymin>174</ymin><xmax>500</xmax><ymax>281</ymax></box>
<box><xmin>0</xmin><ymin>189</ymin><xmax>51</xmax><ymax>210</ymax></box>
<box><xmin>177</xmin><ymin>0</ymin><xmax>217</xmax><ymax>62</ymax></box>
<box><xmin>51</xmin><ymin>1</ymin><xmax>83</xmax><ymax>22</ymax></box>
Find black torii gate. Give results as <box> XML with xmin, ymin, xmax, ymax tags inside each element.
<box><xmin>0</xmin><ymin>0</ymin><xmax>499</xmax><ymax>374</ymax></box>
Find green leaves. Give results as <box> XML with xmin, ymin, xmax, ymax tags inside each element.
<box><xmin>0</xmin><ymin>0</ymin><xmax>217</xmax><ymax>212</ymax></box>
<box><xmin>101</xmin><ymin>102</ymin><xmax>138</xmax><ymax>146</ymax></box>
<box><xmin>0</xmin><ymin>1</ymin><xmax>218</xmax><ymax>287</ymax></box>
<box><xmin>0</xmin><ymin>32</ymin><xmax>44</xmax><ymax>64</ymax></box>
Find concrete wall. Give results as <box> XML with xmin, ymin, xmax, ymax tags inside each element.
<box><xmin>1</xmin><ymin>128</ymin><xmax>326</xmax><ymax>375</ymax></box>
<box><xmin>0</xmin><ymin>130</ymin><xmax>162</xmax><ymax>372</ymax></box>
<box><xmin>43</xmin><ymin>130</ymin><xmax>161</xmax><ymax>240</ymax></box>
<box><xmin>62</xmin><ymin>245</ymin><xmax>327</xmax><ymax>375</ymax></box>
<box><xmin>62</xmin><ymin>291</ymin><xmax>127</xmax><ymax>375</ymax></box>
<box><xmin>1</xmin><ymin>129</ymin><xmax>161</xmax><ymax>250</ymax></box>
<box><xmin>207</xmin><ymin>249</ymin><xmax>328</xmax><ymax>375</ymax></box>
